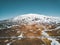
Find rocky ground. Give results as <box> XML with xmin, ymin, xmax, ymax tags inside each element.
<box><xmin>0</xmin><ymin>23</ymin><xmax>60</xmax><ymax>45</ymax></box>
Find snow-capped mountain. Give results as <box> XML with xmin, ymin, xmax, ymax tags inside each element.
<box><xmin>0</xmin><ymin>14</ymin><xmax>60</xmax><ymax>29</ymax></box>
<box><xmin>0</xmin><ymin>14</ymin><xmax>60</xmax><ymax>45</ymax></box>
<box><xmin>9</xmin><ymin>14</ymin><xmax>60</xmax><ymax>25</ymax></box>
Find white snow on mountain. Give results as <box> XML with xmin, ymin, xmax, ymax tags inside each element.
<box><xmin>10</xmin><ymin>14</ymin><xmax>60</xmax><ymax>25</ymax></box>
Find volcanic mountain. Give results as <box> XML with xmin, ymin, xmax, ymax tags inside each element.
<box><xmin>0</xmin><ymin>14</ymin><xmax>60</xmax><ymax>29</ymax></box>
<box><xmin>0</xmin><ymin>14</ymin><xmax>60</xmax><ymax>45</ymax></box>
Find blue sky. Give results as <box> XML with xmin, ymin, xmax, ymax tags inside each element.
<box><xmin>0</xmin><ymin>0</ymin><xmax>60</xmax><ymax>20</ymax></box>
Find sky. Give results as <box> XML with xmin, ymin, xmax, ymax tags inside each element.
<box><xmin>0</xmin><ymin>0</ymin><xmax>60</xmax><ymax>20</ymax></box>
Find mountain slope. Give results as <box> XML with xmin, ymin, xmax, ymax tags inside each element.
<box><xmin>0</xmin><ymin>14</ymin><xmax>60</xmax><ymax>45</ymax></box>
